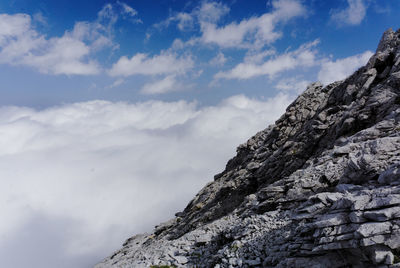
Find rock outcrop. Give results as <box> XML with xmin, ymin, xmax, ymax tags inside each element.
<box><xmin>95</xmin><ymin>28</ymin><xmax>400</xmax><ymax>267</ymax></box>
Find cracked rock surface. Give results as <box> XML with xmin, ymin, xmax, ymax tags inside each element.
<box><xmin>95</xmin><ymin>29</ymin><xmax>400</xmax><ymax>267</ymax></box>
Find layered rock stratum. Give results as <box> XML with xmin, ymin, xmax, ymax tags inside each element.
<box><xmin>96</xmin><ymin>29</ymin><xmax>400</xmax><ymax>267</ymax></box>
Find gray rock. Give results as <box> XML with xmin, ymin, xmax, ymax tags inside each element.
<box><xmin>314</xmin><ymin>213</ymin><xmax>349</xmax><ymax>228</ymax></box>
<box><xmin>245</xmin><ymin>258</ymin><xmax>261</xmax><ymax>266</ymax></box>
<box><xmin>95</xmin><ymin>28</ymin><xmax>400</xmax><ymax>268</ymax></box>
<box><xmin>362</xmin><ymin>68</ymin><xmax>377</xmax><ymax>90</ymax></box>
<box><xmin>367</xmin><ymin>245</ymin><xmax>394</xmax><ymax>265</ymax></box>
<box><xmin>173</xmin><ymin>255</ymin><xmax>188</xmax><ymax>264</ymax></box>
<box><xmin>349</xmin><ymin>211</ymin><xmax>367</xmax><ymax>223</ymax></box>
<box><xmin>378</xmin><ymin>163</ymin><xmax>400</xmax><ymax>184</ymax></box>
<box><xmin>384</xmin><ymin>229</ymin><xmax>400</xmax><ymax>249</ymax></box>
<box><xmin>356</xmin><ymin>222</ymin><xmax>392</xmax><ymax>238</ymax></box>
<box><xmin>363</xmin><ymin>207</ymin><xmax>400</xmax><ymax>221</ymax></box>
<box><xmin>195</xmin><ymin>233</ymin><xmax>213</xmax><ymax>245</ymax></box>
<box><xmin>365</xmin><ymin>195</ymin><xmax>400</xmax><ymax>210</ymax></box>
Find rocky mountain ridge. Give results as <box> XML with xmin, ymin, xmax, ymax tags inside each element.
<box><xmin>95</xmin><ymin>28</ymin><xmax>400</xmax><ymax>267</ymax></box>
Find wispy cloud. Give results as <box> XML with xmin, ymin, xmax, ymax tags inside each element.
<box><xmin>198</xmin><ymin>0</ymin><xmax>306</xmax><ymax>49</ymax></box>
<box><xmin>32</xmin><ymin>12</ymin><xmax>47</xmax><ymax>26</ymax></box>
<box><xmin>117</xmin><ymin>1</ymin><xmax>138</xmax><ymax>17</ymax></box>
<box><xmin>154</xmin><ymin>11</ymin><xmax>195</xmax><ymax>31</ymax></box>
<box><xmin>197</xmin><ymin>1</ymin><xmax>230</xmax><ymax>24</ymax></box>
<box><xmin>318</xmin><ymin>50</ymin><xmax>373</xmax><ymax>85</ymax></box>
<box><xmin>154</xmin><ymin>1</ymin><xmax>228</xmax><ymax>32</ymax></box>
<box><xmin>107</xmin><ymin>78</ymin><xmax>125</xmax><ymax>89</ymax></box>
<box><xmin>140</xmin><ymin>75</ymin><xmax>184</xmax><ymax>95</ymax></box>
<box><xmin>215</xmin><ymin>40</ymin><xmax>319</xmax><ymax>80</ymax></box>
<box><xmin>330</xmin><ymin>0</ymin><xmax>367</xmax><ymax>26</ymax></box>
<box><xmin>153</xmin><ymin>0</ymin><xmax>306</xmax><ymax>50</ymax></box>
<box><xmin>275</xmin><ymin>77</ymin><xmax>311</xmax><ymax>94</ymax></box>
<box><xmin>210</xmin><ymin>51</ymin><xmax>227</xmax><ymax>66</ymax></box>
<box><xmin>109</xmin><ymin>52</ymin><xmax>194</xmax><ymax>77</ymax></box>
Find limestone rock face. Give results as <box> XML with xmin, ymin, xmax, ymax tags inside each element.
<box><xmin>95</xmin><ymin>29</ymin><xmax>400</xmax><ymax>267</ymax></box>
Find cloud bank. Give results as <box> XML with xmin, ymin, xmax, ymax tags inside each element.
<box><xmin>0</xmin><ymin>94</ymin><xmax>292</xmax><ymax>268</ymax></box>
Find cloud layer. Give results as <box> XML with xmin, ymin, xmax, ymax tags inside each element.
<box><xmin>0</xmin><ymin>94</ymin><xmax>292</xmax><ymax>268</ymax></box>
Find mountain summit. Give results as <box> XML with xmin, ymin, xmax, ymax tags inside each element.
<box><xmin>96</xmin><ymin>29</ymin><xmax>400</xmax><ymax>267</ymax></box>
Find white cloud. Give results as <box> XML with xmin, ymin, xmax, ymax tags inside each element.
<box><xmin>171</xmin><ymin>38</ymin><xmax>185</xmax><ymax>50</ymax></box>
<box><xmin>318</xmin><ymin>50</ymin><xmax>373</xmax><ymax>85</ymax></box>
<box><xmin>107</xmin><ymin>78</ymin><xmax>125</xmax><ymax>89</ymax></box>
<box><xmin>199</xmin><ymin>0</ymin><xmax>306</xmax><ymax>49</ymax></box>
<box><xmin>215</xmin><ymin>40</ymin><xmax>319</xmax><ymax>80</ymax></box>
<box><xmin>33</xmin><ymin>12</ymin><xmax>47</xmax><ymax>26</ymax></box>
<box><xmin>117</xmin><ymin>1</ymin><xmax>138</xmax><ymax>17</ymax></box>
<box><xmin>115</xmin><ymin>1</ymin><xmax>142</xmax><ymax>24</ymax></box>
<box><xmin>275</xmin><ymin>77</ymin><xmax>311</xmax><ymax>94</ymax></box>
<box><xmin>155</xmin><ymin>12</ymin><xmax>195</xmax><ymax>31</ymax></box>
<box><xmin>109</xmin><ymin>52</ymin><xmax>194</xmax><ymax>77</ymax></box>
<box><xmin>243</xmin><ymin>49</ymin><xmax>276</xmax><ymax>64</ymax></box>
<box><xmin>330</xmin><ymin>0</ymin><xmax>367</xmax><ymax>26</ymax></box>
<box><xmin>0</xmin><ymin>13</ymin><xmax>102</xmax><ymax>75</ymax></box>
<box><xmin>0</xmin><ymin>93</ymin><xmax>292</xmax><ymax>268</ymax></box>
<box><xmin>197</xmin><ymin>1</ymin><xmax>230</xmax><ymax>23</ymax></box>
<box><xmin>97</xmin><ymin>2</ymin><xmax>141</xmax><ymax>26</ymax></box>
<box><xmin>140</xmin><ymin>75</ymin><xmax>183</xmax><ymax>95</ymax></box>
<box><xmin>0</xmin><ymin>13</ymin><xmax>101</xmax><ymax>75</ymax></box>
<box><xmin>175</xmin><ymin>13</ymin><xmax>194</xmax><ymax>31</ymax></box>
<box><xmin>154</xmin><ymin>1</ymin><xmax>228</xmax><ymax>32</ymax></box>
<box><xmin>154</xmin><ymin>0</ymin><xmax>305</xmax><ymax>50</ymax></box>
<box><xmin>97</xmin><ymin>3</ymin><xmax>118</xmax><ymax>25</ymax></box>
<box><xmin>0</xmin><ymin>2</ymin><xmax>139</xmax><ymax>75</ymax></box>
<box><xmin>0</xmin><ymin>13</ymin><xmax>31</xmax><ymax>39</ymax></box>
<box><xmin>210</xmin><ymin>51</ymin><xmax>227</xmax><ymax>66</ymax></box>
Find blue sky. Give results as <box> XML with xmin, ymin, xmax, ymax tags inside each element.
<box><xmin>0</xmin><ymin>0</ymin><xmax>398</xmax><ymax>107</ymax></box>
<box><xmin>0</xmin><ymin>1</ymin><xmax>399</xmax><ymax>268</ymax></box>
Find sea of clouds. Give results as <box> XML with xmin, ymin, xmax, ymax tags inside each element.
<box><xmin>0</xmin><ymin>93</ymin><xmax>291</xmax><ymax>268</ymax></box>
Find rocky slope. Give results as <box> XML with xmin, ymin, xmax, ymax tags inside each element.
<box><xmin>95</xmin><ymin>28</ymin><xmax>400</xmax><ymax>267</ymax></box>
